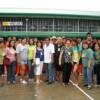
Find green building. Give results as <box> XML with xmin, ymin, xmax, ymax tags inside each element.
<box><xmin>0</xmin><ymin>8</ymin><xmax>100</xmax><ymax>38</ymax></box>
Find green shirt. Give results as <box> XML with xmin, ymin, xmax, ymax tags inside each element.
<box><xmin>0</xmin><ymin>48</ymin><xmax>4</xmax><ymax>64</ymax></box>
<box><xmin>94</xmin><ymin>50</ymin><xmax>100</xmax><ymax>63</ymax></box>
<box><xmin>82</xmin><ymin>48</ymin><xmax>94</xmax><ymax>67</ymax></box>
<box><xmin>27</xmin><ymin>45</ymin><xmax>36</xmax><ymax>60</ymax></box>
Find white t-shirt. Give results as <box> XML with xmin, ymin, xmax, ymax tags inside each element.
<box><xmin>43</xmin><ymin>43</ymin><xmax>55</xmax><ymax>63</ymax></box>
<box><xmin>16</xmin><ymin>43</ymin><xmax>28</xmax><ymax>60</ymax></box>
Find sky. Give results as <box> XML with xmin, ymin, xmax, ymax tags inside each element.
<box><xmin>0</xmin><ymin>0</ymin><xmax>100</xmax><ymax>12</ymax></box>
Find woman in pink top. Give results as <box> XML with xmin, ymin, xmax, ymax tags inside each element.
<box><xmin>5</xmin><ymin>40</ymin><xmax>16</xmax><ymax>84</ymax></box>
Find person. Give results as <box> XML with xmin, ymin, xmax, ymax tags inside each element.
<box><xmin>59</xmin><ymin>39</ymin><xmax>73</xmax><ymax>86</ymax></box>
<box><xmin>16</xmin><ymin>38</ymin><xmax>28</xmax><ymax>84</ymax></box>
<box><xmin>71</xmin><ymin>39</ymin><xmax>82</xmax><ymax>85</ymax></box>
<box><xmin>54</xmin><ymin>37</ymin><xmax>62</xmax><ymax>82</ymax></box>
<box><xmin>43</xmin><ymin>38</ymin><xmax>55</xmax><ymax>85</ymax></box>
<box><xmin>94</xmin><ymin>43</ymin><xmax>100</xmax><ymax>87</ymax></box>
<box><xmin>82</xmin><ymin>41</ymin><xmax>94</xmax><ymax>89</ymax></box>
<box><xmin>27</xmin><ymin>39</ymin><xmax>36</xmax><ymax>83</ymax></box>
<box><xmin>35</xmin><ymin>41</ymin><xmax>44</xmax><ymax>84</ymax></box>
<box><xmin>0</xmin><ymin>40</ymin><xmax>4</xmax><ymax>86</ymax></box>
<box><xmin>5</xmin><ymin>40</ymin><xmax>16</xmax><ymax>84</ymax></box>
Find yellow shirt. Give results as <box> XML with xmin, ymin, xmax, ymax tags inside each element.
<box><xmin>0</xmin><ymin>48</ymin><xmax>4</xmax><ymax>64</ymax></box>
<box><xmin>27</xmin><ymin>45</ymin><xmax>36</xmax><ymax>60</ymax></box>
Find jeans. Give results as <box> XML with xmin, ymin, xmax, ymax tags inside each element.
<box><xmin>28</xmin><ymin>60</ymin><xmax>34</xmax><ymax>79</ymax></box>
<box><xmin>83</xmin><ymin>67</ymin><xmax>88</xmax><ymax>84</ymax></box>
<box><xmin>7</xmin><ymin>61</ymin><xmax>16</xmax><ymax>82</ymax></box>
<box><xmin>83</xmin><ymin>65</ymin><xmax>94</xmax><ymax>85</ymax></box>
<box><xmin>44</xmin><ymin>63</ymin><xmax>55</xmax><ymax>82</ymax></box>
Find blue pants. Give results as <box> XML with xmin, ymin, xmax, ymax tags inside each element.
<box><xmin>7</xmin><ymin>61</ymin><xmax>16</xmax><ymax>82</ymax></box>
<box><xmin>44</xmin><ymin>63</ymin><xmax>55</xmax><ymax>82</ymax></box>
<box><xmin>83</xmin><ymin>65</ymin><xmax>94</xmax><ymax>85</ymax></box>
<box><xmin>28</xmin><ymin>60</ymin><xmax>34</xmax><ymax>79</ymax></box>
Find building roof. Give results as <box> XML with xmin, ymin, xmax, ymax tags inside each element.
<box><xmin>0</xmin><ymin>8</ymin><xmax>100</xmax><ymax>20</ymax></box>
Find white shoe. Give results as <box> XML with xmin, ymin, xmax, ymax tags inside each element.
<box><xmin>21</xmin><ymin>80</ymin><xmax>27</xmax><ymax>84</ymax></box>
<box><xmin>87</xmin><ymin>85</ymin><xmax>92</xmax><ymax>89</ymax></box>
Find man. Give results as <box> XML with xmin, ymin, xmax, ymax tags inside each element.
<box><xmin>43</xmin><ymin>38</ymin><xmax>55</xmax><ymax>85</ymax></box>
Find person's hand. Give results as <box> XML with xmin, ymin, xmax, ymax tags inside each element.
<box><xmin>50</xmin><ymin>59</ymin><xmax>54</xmax><ymax>64</ymax></box>
<box><xmin>59</xmin><ymin>61</ymin><xmax>61</xmax><ymax>66</ymax></box>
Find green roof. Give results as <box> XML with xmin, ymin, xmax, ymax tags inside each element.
<box><xmin>0</xmin><ymin>8</ymin><xmax>100</xmax><ymax>20</ymax></box>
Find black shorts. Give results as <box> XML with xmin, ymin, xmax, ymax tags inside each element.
<box><xmin>0</xmin><ymin>64</ymin><xmax>4</xmax><ymax>75</ymax></box>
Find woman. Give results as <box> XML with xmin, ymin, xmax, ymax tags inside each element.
<box><xmin>35</xmin><ymin>41</ymin><xmax>44</xmax><ymax>84</ymax></box>
<box><xmin>82</xmin><ymin>41</ymin><xmax>94</xmax><ymax>89</ymax></box>
<box><xmin>59</xmin><ymin>39</ymin><xmax>72</xmax><ymax>86</ymax></box>
<box><xmin>71</xmin><ymin>39</ymin><xmax>82</xmax><ymax>85</ymax></box>
<box><xmin>5</xmin><ymin>40</ymin><xmax>16</xmax><ymax>84</ymax></box>
<box><xmin>0</xmin><ymin>40</ymin><xmax>4</xmax><ymax>86</ymax></box>
<box><xmin>27</xmin><ymin>39</ymin><xmax>36</xmax><ymax>83</ymax></box>
<box><xmin>16</xmin><ymin>38</ymin><xmax>28</xmax><ymax>84</ymax></box>
<box><xmin>94</xmin><ymin>43</ymin><xmax>100</xmax><ymax>87</ymax></box>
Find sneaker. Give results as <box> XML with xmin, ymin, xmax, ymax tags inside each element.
<box><xmin>87</xmin><ymin>85</ymin><xmax>92</xmax><ymax>90</ymax></box>
<box><xmin>47</xmin><ymin>81</ymin><xmax>53</xmax><ymax>85</ymax></box>
<box><xmin>83</xmin><ymin>84</ymin><xmax>88</xmax><ymax>87</ymax></box>
<box><xmin>28</xmin><ymin>79</ymin><xmax>34</xmax><ymax>84</ymax></box>
<box><xmin>21</xmin><ymin>80</ymin><xmax>27</xmax><ymax>84</ymax></box>
<box><xmin>12</xmin><ymin>81</ymin><xmax>16</xmax><ymax>84</ymax></box>
<box><xmin>63</xmin><ymin>83</ymin><xmax>68</xmax><ymax>87</ymax></box>
<box><xmin>7</xmin><ymin>81</ymin><xmax>11</xmax><ymax>85</ymax></box>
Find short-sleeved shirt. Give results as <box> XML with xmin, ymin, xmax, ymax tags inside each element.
<box><xmin>0</xmin><ymin>48</ymin><xmax>4</xmax><ymax>64</ymax></box>
<box><xmin>94</xmin><ymin>50</ymin><xmax>100</xmax><ymax>63</ymax></box>
<box><xmin>82</xmin><ymin>48</ymin><xmax>94</xmax><ymax>67</ymax></box>
<box><xmin>5</xmin><ymin>47</ymin><xmax>16</xmax><ymax>62</ymax></box>
<box><xmin>27</xmin><ymin>45</ymin><xmax>36</xmax><ymax>60</ymax></box>
<box><xmin>16</xmin><ymin>44</ymin><xmax>28</xmax><ymax>61</ymax></box>
<box><xmin>61</xmin><ymin>46</ymin><xmax>72</xmax><ymax>63</ymax></box>
<box><xmin>72</xmin><ymin>46</ymin><xmax>82</xmax><ymax>63</ymax></box>
<box><xmin>43</xmin><ymin>43</ymin><xmax>55</xmax><ymax>63</ymax></box>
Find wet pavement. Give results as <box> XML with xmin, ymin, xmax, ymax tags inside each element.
<box><xmin>0</xmin><ymin>76</ymin><xmax>100</xmax><ymax>100</ymax></box>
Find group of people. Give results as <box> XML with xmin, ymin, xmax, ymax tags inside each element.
<box><xmin>0</xmin><ymin>32</ymin><xmax>100</xmax><ymax>90</ymax></box>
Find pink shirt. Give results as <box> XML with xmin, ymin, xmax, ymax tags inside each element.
<box><xmin>5</xmin><ymin>47</ymin><xmax>16</xmax><ymax>62</ymax></box>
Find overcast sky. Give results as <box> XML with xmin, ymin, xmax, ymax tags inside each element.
<box><xmin>0</xmin><ymin>0</ymin><xmax>100</xmax><ymax>11</ymax></box>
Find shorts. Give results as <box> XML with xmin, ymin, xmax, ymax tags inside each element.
<box><xmin>0</xmin><ymin>64</ymin><xmax>4</xmax><ymax>75</ymax></box>
<box><xmin>34</xmin><ymin>61</ymin><xmax>43</xmax><ymax>75</ymax></box>
<box><xmin>20</xmin><ymin>60</ymin><xmax>27</xmax><ymax>65</ymax></box>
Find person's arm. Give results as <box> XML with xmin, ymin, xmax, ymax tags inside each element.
<box><xmin>59</xmin><ymin>51</ymin><xmax>63</xmax><ymax>66</ymax></box>
<box><xmin>50</xmin><ymin>44</ymin><xmax>55</xmax><ymax>64</ymax></box>
<box><xmin>16</xmin><ymin>46</ymin><xmax>21</xmax><ymax>64</ymax></box>
<box><xmin>87</xmin><ymin>49</ymin><xmax>94</xmax><ymax>68</ymax></box>
<box><xmin>33</xmin><ymin>47</ymin><xmax>36</xmax><ymax>64</ymax></box>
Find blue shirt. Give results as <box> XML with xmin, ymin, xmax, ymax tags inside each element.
<box><xmin>36</xmin><ymin>48</ymin><xmax>44</xmax><ymax>61</ymax></box>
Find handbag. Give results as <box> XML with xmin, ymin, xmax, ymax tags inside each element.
<box><xmin>3</xmin><ymin>57</ymin><xmax>11</xmax><ymax>66</ymax></box>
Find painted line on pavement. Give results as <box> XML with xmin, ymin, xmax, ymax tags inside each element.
<box><xmin>70</xmin><ymin>80</ymin><xmax>94</xmax><ymax>100</ymax></box>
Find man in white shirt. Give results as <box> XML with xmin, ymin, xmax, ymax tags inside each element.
<box><xmin>43</xmin><ymin>38</ymin><xmax>55</xmax><ymax>85</ymax></box>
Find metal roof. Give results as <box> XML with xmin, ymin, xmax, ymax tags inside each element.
<box><xmin>0</xmin><ymin>8</ymin><xmax>100</xmax><ymax>20</ymax></box>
